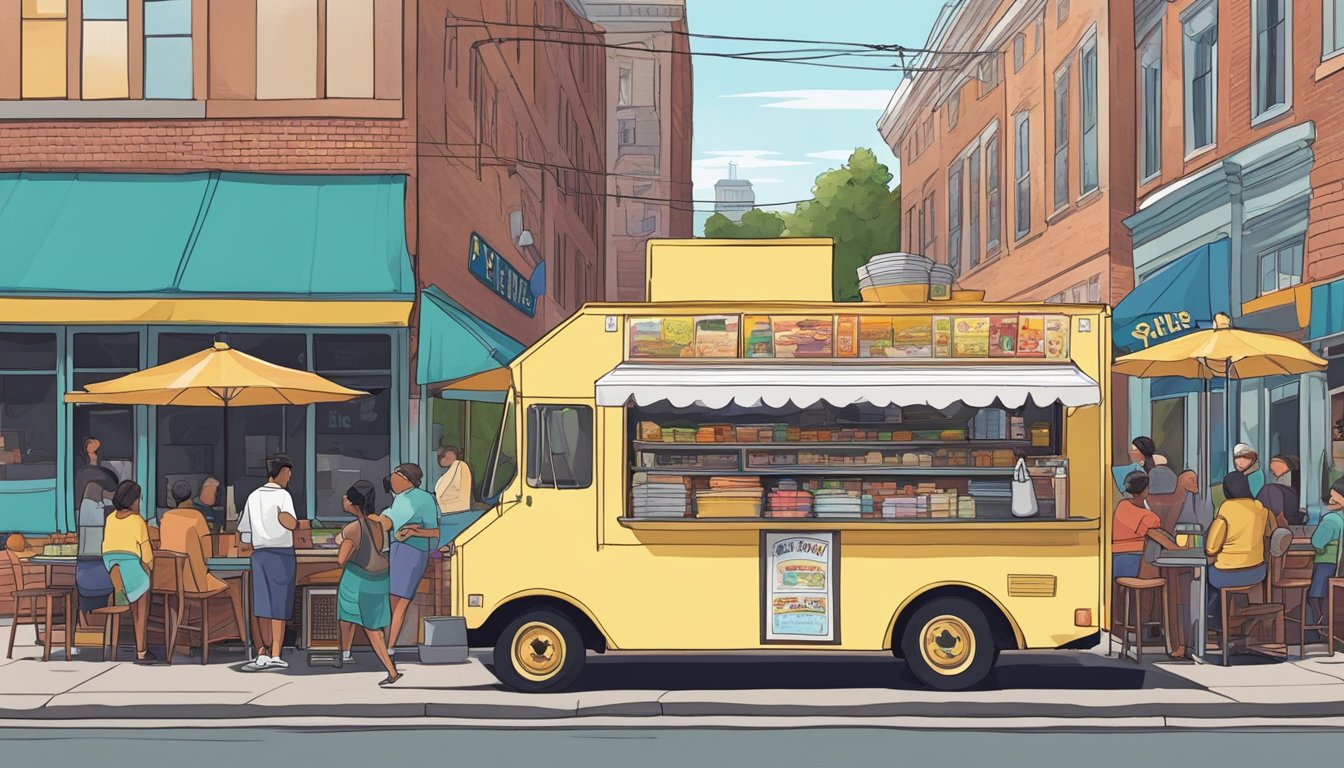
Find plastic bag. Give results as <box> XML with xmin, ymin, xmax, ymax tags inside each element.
<box><xmin>1011</xmin><ymin>458</ymin><xmax>1039</xmax><ymax>518</ymax></box>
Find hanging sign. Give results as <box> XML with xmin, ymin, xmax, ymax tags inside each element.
<box><xmin>761</xmin><ymin>531</ymin><xmax>839</xmax><ymax>643</ymax></box>
<box><xmin>469</xmin><ymin>232</ymin><xmax>537</xmax><ymax>317</ymax></box>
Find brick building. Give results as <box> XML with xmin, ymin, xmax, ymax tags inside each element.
<box><xmin>0</xmin><ymin>0</ymin><xmax>609</xmax><ymax>537</ymax></box>
<box><xmin>573</xmin><ymin>0</ymin><xmax>694</xmax><ymax>302</ymax></box>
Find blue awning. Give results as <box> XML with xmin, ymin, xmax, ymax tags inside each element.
<box><xmin>0</xmin><ymin>171</ymin><xmax>413</xmax><ymax>299</ymax></box>
<box><xmin>1309</xmin><ymin>278</ymin><xmax>1344</xmax><ymax>340</ymax></box>
<box><xmin>1113</xmin><ymin>238</ymin><xmax>1231</xmax><ymax>354</ymax></box>
<box><xmin>416</xmin><ymin>285</ymin><xmax>525</xmax><ymax>386</ymax></box>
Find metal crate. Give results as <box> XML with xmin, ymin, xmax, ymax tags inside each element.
<box><xmin>302</xmin><ymin>587</ymin><xmax>339</xmax><ymax>650</ymax></box>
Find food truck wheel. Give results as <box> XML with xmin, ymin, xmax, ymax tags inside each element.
<box><xmin>493</xmin><ymin>609</ymin><xmax>586</xmax><ymax>692</ymax></box>
<box><xmin>899</xmin><ymin>597</ymin><xmax>994</xmax><ymax>691</ymax></box>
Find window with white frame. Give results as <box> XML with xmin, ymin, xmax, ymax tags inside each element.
<box><xmin>1057</xmin><ymin>0</ymin><xmax>1070</xmax><ymax>25</ymax></box>
<box><xmin>1139</xmin><ymin>27</ymin><xmax>1162</xmax><ymax>182</ymax></box>
<box><xmin>1253</xmin><ymin>0</ymin><xmax>1289</xmax><ymax>119</ymax></box>
<box><xmin>978</xmin><ymin>57</ymin><xmax>999</xmax><ymax>96</ymax></box>
<box><xmin>1183</xmin><ymin>3</ymin><xmax>1218</xmax><ymax>153</ymax></box>
<box><xmin>1013</xmin><ymin>32</ymin><xmax>1026</xmax><ymax>72</ymax></box>
<box><xmin>968</xmin><ymin>145</ymin><xmax>982</xmax><ymax>269</ymax></box>
<box><xmin>618</xmin><ymin>66</ymin><xmax>633</xmax><ymax>107</ymax></box>
<box><xmin>144</xmin><ymin>0</ymin><xmax>193</xmax><ymax>99</ymax></box>
<box><xmin>1326</xmin><ymin>0</ymin><xmax>1344</xmax><ymax>59</ymax></box>
<box><xmin>948</xmin><ymin>162</ymin><xmax>964</xmax><ymax>276</ymax></box>
<box><xmin>1079</xmin><ymin>36</ymin><xmax>1099</xmax><ymax>195</ymax></box>
<box><xmin>986</xmin><ymin>132</ymin><xmax>1002</xmax><ymax>250</ymax></box>
<box><xmin>1259</xmin><ymin>240</ymin><xmax>1304</xmax><ymax>295</ymax></box>
<box><xmin>946</xmin><ymin>87</ymin><xmax>961</xmax><ymax>130</ymax></box>
<box><xmin>1053</xmin><ymin>63</ymin><xmax>1070</xmax><ymax>211</ymax></box>
<box><xmin>923</xmin><ymin>191</ymin><xmax>937</xmax><ymax>262</ymax></box>
<box><xmin>1014</xmin><ymin>112</ymin><xmax>1031</xmax><ymax>239</ymax></box>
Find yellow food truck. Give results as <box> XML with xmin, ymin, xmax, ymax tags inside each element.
<box><xmin>445</xmin><ymin>239</ymin><xmax>1111</xmax><ymax>692</ymax></box>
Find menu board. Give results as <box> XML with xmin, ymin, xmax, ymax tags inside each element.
<box><xmin>773</xmin><ymin>317</ymin><xmax>834</xmax><ymax>358</ymax></box>
<box><xmin>889</xmin><ymin>316</ymin><xmax>933</xmax><ymax>358</ymax></box>
<box><xmin>694</xmin><ymin>315</ymin><xmax>740</xmax><ymax>358</ymax></box>
<box><xmin>744</xmin><ymin>315</ymin><xmax>774</xmax><ymax>358</ymax></box>
<box><xmin>763</xmin><ymin>532</ymin><xmax>837</xmax><ymax>643</ymax></box>
<box><xmin>953</xmin><ymin>317</ymin><xmax>990</xmax><ymax>358</ymax></box>
<box><xmin>1017</xmin><ymin>315</ymin><xmax>1046</xmax><ymax>358</ymax></box>
<box><xmin>859</xmin><ymin>316</ymin><xmax>893</xmax><ymax>357</ymax></box>
<box><xmin>629</xmin><ymin>317</ymin><xmax>691</xmax><ymax>358</ymax></box>
<box><xmin>989</xmin><ymin>316</ymin><xmax>1018</xmax><ymax>357</ymax></box>
<box><xmin>835</xmin><ymin>316</ymin><xmax>858</xmax><ymax>358</ymax></box>
<box><xmin>1044</xmin><ymin>316</ymin><xmax>1070</xmax><ymax>359</ymax></box>
<box><xmin>932</xmin><ymin>316</ymin><xmax>953</xmax><ymax>358</ymax></box>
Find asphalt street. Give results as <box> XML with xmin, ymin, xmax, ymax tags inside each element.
<box><xmin>1</xmin><ymin>727</ymin><xmax>1341</xmax><ymax>767</ymax></box>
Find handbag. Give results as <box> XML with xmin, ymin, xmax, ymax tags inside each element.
<box><xmin>352</xmin><ymin>517</ymin><xmax>390</xmax><ymax>574</ymax></box>
<box><xmin>1010</xmin><ymin>458</ymin><xmax>1039</xmax><ymax>518</ymax></box>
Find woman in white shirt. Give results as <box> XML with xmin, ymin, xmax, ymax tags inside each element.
<box><xmin>434</xmin><ymin>446</ymin><xmax>475</xmax><ymax>553</ymax></box>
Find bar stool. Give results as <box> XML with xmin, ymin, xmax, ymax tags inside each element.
<box><xmin>1210</xmin><ymin>529</ymin><xmax>1290</xmax><ymax>665</ymax></box>
<box><xmin>3</xmin><ymin>549</ymin><xmax>72</xmax><ymax>661</ymax></box>
<box><xmin>1269</xmin><ymin>537</ymin><xmax>1313</xmax><ymax>658</ymax></box>
<box><xmin>1114</xmin><ymin>576</ymin><xmax>1170</xmax><ymax>664</ymax></box>
<box><xmin>87</xmin><ymin>597</ymin><xmax>131</xmax><ymax>661</ymax></box>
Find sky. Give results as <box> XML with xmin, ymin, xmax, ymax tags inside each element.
<box><xmin>685</xmin><ymin>0</ymin><xmax>947</xmax><ymax>232</ymax></box>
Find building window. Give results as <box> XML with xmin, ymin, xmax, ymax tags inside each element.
<box><xmin>1013</xmin><ymin>32</ymin><xmax>1026</xmax><ymax>72</ymax></box>
<box><xmin>1088</xmin><ymin>275</ymin><xmax>1100</xmax><ymax>302</ymax></box>
<box><xmin>968</xmin><ymin>145</ymin><xmax>982</xmax><ymax>269</ymax></box>
<box><xmin>1259</xmin><ymin>240</ymin><xmax>1304</xmax><ymax>295</ymax></box>
<box><xmin>143</xmin><ymin>0</ymin><xmax>192</xmax><ymax>99</ymax></box>
<box><xmin>1014</xmin><ymin>112</ymin><xmax>1031</xmax><ymax>239</ymax></box>
<box><xmin>618</xmin><ymin>66</ymin><xmax>632</xmax><ymax>107</ymax></box>
<box><xmin>257</xmin><ymin>0</ymin><xmax>318</xmax><ymax>99</ymax></box>
<box><xmin>905</xmin><ymin>207</ymin><xmax>916</xmax><ymax>251</ymax></box>
<box><xmin>313</xmin><ymin>333</ymin><xmax>392</xmax><ymax>521</ymax></box>
<box><xmin>986</xmin><ymin>132</ymin><xmax>1002</xmax><ymax>251</ymax></box>
<box><xmin>0</xmin><ymin>333</ymin><xmax>59</xmax><ymax>482</ymax></box>
<box><xmin>526</xmin><ymin>405</ymin><xmax>593</xmax><ymax>489</ymax></box>
<box><xmin>619</xmin><ymin>118</ymin><xmax>636</xmax><ymax>145</ymax></box>
<box><xmin>82</xmin><ymin>0</ymin><xmax>129</xmax><ymax>100</ymax></box>
<box><xmin>1183</xmin><ymin>3</ymin><xmax>1218</xmax><ymax>153</ymax></box>
<box><xmin>922</xmin><ymin>191</ymin><xmax>937</xmax><ymax>262</ymax></box>
<box><xmin>977</xmin><ymin>57</ymin><xmax>999</xmax><ymax>96</ymax></box>
<box><xmin>1139</xmin><ymin>27</ymin><xmax>1163</xmax><ymax>182</ymax></box>
<box><xmin>1057</xmin><ymin>0</ymin><xmax>1070</xmax><ymax>25</ymax></box>
<box><xmin>72</xmin><ymin>333</ymin><xmax>140</xmax><ymax>490</ymax></box>
<box><xmin>327</xmin><ymin>0</ymin><xmax>374</xmax><ymax>98</ymax></box>
<box><xmin>1053</xmin><ymin>64</ymin><xmax>1071</xmax><ymax>211</ymax></box>
<box><xmin>946</xmin><ymin>88</ymin><xmax>961</xmax><ymax>130</ymax></box>
<box><xmin>1079</xmin><ymin>37</ymin><xmax>1099</xmax><ymax>195</ymax></box>
<box><xmin>948</xmin><ymin>163</ymin><xmax>964</xmax><ymax>276</ymax></box>
<box><xmin>1252</xmin><ymin>0</ymin><xmax>1289</xmax><ymax>120</ymax></box>
<box><xmin>22</xmin><ymin>0</ymin><xmax>67</xmax><ymax>98</ymax></box>
<box><xmin>1326</xmin><ymin>0</ymin><xmax>1344</xmax><ymax>59</ymax></box>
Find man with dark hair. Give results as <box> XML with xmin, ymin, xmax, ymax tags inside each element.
<box><xmin>239</xmin><ymin>455</ymin><xmax>298</xmax><ymax>672</ymax></box>
<box><xmin>383</xmin><ymin>462</ymin><xmax>438</xmax><ymax>654</ymax></box>
<box><xmin>158</xmin><ymin>479</ymin><xmax>245</xmax><ymax>654</ymax></box>
<box><xmin>193</xmin><ymin>476</ymin><xmax>222</xmax><ymax>533</ymax></box>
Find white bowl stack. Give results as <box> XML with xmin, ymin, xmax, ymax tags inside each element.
<box><xmin>857</xmin><ymin>252</ymin><xmax>935</xmax><ymax>292</ymax></box>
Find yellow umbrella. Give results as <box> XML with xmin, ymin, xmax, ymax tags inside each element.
<box><xmin>66</xmin><ymin>341</ymin><xmax>367</xmax><ymax>406</ymax></box>
<box><xmin>65</xmin><ymin>341</ymin><xmax>367</xmax><ymax>517</ymax></box>
<box><xmin>1114</xmin><ymin>313</ymin><xmax>1325</xmax><ymax>496</ymax></box>
<box><xmin>1114</xmin><ymin>313</ymin><xmax>1326</xmax><ymax>379</ymax></box>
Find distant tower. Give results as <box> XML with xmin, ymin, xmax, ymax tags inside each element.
<box><xmin>714</xmin><ymin>162</ymin><xmax>755</xmax><ymax>222</ymax></box>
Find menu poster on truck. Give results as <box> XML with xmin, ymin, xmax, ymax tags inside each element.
<box><xmin>761</xmin><ymin>532</ymin><xmax>839</xmax><ymax>643</ymax></box>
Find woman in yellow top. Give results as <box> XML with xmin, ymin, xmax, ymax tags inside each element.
<box><xmin>1205</xmin><ymin>472</ymin><xmax>1278</xmax><ymax>618</ymax></box>
<box><xmin>102</xmin><ymin>480</ymin><xmax>156</xmax><ymax>664</ymax></box>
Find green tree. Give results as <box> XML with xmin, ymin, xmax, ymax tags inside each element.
<box><xmin>782</xmin><ymin>148</ymin><xmax>901</xmax><ymax>302</ymax></box>
<box><xmin>703</xmin><ymin>208</ymin><xmax>788</xmax><ymax>239</ymax></box>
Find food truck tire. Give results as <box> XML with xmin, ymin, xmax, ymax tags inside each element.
<box><xmin>899</xmin><ymin>597</ymin><xmax>995</xmax><ymax>691</ymax></box>
<box><xmin>493</xmin><ymin>609</ymin><xmax>586</xmax><ymax>692</ymax></box>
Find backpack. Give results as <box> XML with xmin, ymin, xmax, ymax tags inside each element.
<box><xmin>351</xmin><ymin>516</ymin><xmax>389</xmax><ymax>574</ymax></box>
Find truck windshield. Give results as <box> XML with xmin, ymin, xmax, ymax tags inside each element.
<box><xmin>482</xmin><ymin>398</ymin><xmax>518</xmax><ymax>503</ymax></box>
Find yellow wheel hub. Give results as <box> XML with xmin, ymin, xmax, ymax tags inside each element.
<box><xmin>920</xmin><ymin>615</ymin><xmax>976</xmax><ymax>676</ymax></box>
<box><xmin>513</xmin><ymin>622</ymin><xmax>566</xmax><ymax>682</ymax></box>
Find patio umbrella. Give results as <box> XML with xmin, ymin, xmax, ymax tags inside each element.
<box><xmin>1114</xmin><ymin>313</ymin><xmax>1325</xmax><ymax>493</ymax></box>
<box><xmin>64</xmin><ymin>341</ymin><xmax>367</xmax><ymax>516</ymax></box>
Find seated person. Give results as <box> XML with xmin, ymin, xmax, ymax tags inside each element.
<box><xmin>1206</xmin><ymin>471</ymin><xmax>1278</xmax><ymax>618</ymax></box>
<box><xmin>156</xmin><ymin>480</ymin><xmax>246</xmax><ymax>642</ymax></box>
<box><xmin>1310</xmin><ymin>479</ymin><xmax>1344</xmax><ymax>629</ymax></box>
<box><xmin>1112</xmin><ymin>471</ymin><xmax>1175</xmax><ymax>578</ymax></box>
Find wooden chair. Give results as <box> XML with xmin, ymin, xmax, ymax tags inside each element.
<box><xmin>1269</xmin><ymin>534</ymin><xmax>1313</xmax><ymax>658</ymax></box>
<box><xmin>86</xmin><ymin>587</ymin><xmax>131</xmax><ymax>662</ymax></box>
<box><xmin>149</xmin><ymin>551</ymin><xmax>187</xmax><ymax>665</ymax></box>
<box><xmin>1114</xmin><ymin>576</ymin><xmax>1170</xmax><ymax>664</ymax></box>
<box><xmin>1212</xmin><ymin>530</ymin><xmax>1291</xmax><ymax>665</ymax></box>
<box><xmin>3</xmin><ymin>549</ymin><xmax>72</xmax><ymax>661</ymax></box>
<box><xmin>153</xmin><ymin>550</ymin><xmax>240</xmax><ymax>665</ymax></box>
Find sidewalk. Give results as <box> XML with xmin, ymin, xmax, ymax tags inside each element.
<box><xmin>5</xmin><ymin>625</ymin><xmax>1344</xmax><ymax>725</ymax></box>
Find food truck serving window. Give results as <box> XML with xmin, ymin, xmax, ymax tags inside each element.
<box><xmin>527</xmin><ymin>405</ymin><xmax>594</xmax><ymax>490</ymax></box>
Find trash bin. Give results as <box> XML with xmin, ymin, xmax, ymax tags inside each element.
<box><xmin>419</xmin><ymin>615</ymin><xmax>469</xmax><ymax>664</ymax></box>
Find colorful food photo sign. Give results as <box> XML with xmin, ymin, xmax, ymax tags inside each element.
<box><xmin>762</xmin><ymin>532</ymin><xmax>838</xmax><ymax>643</ymax></box>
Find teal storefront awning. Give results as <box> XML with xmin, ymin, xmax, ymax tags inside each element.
<box><xmin>417</xmin><ymin>285</ymin><xmax>525</xmax><ymax>387</ymax></box>
<box><xmin>1309</xmin><ymin>279</ymin><xmax>1344</xmax><ymax>341</ymax></box>
<box><xmin>1113</xmin><ymin>238</ymin><xmax>1231</xmax><ymax>354</ymax></box>
<box><xmin>0</xmin><ymin>171</ymin><xmax>413</xmax><ymax>298</ymax></box>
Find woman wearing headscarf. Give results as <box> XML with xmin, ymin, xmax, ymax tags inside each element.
<box><xmin>101</xmin><ymin>481</ymin><xmax>156</xmax><ymax>664</ymax></box>
<box><xmin>1206</xmin><ymin>472</ymin><xmax>1277</xmax><ymax>619</ymax></box>
<box><xmin>336</xmin><ymin>480</ymin><xmax>400</xmax><ymax>686</ymax></box>
<box><xmin>1112</xmin><ymin>436</ymin><xmax>1158</xmax><ymax>492</ymax></box>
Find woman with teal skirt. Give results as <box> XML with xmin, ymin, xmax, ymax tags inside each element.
<box><xmin>336</xmin><ymin>481</ymin><xmax>400</xmax><ymax>686</ymax></box>
<box><xmin>101</xmin><ymin>481</ymin><xmax>156</xmax><ymax>664</ymax></box>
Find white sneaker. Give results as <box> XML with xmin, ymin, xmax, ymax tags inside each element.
<box><xmin>388</xmin><ymin>647</ymin><xmax>396</xmax><ymax>657</ymax></box>
<box><xmin>267</xmin><ymin>657</ymin><xmax>290</xmax><ymax>670</ymax></box>
<box><xmin>241</xmin><ymin>654</ymin><xmax>272</xmax><ymax>672</ymax></box>
<box><xmin>341</xmin><ymin>651</ymin><xmax>356</xmax><ymax>662</ymax></box>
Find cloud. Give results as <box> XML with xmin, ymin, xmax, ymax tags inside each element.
<box><xmin>806</xmin><ymin>150</ymin><xmax>857</xmax><ymax>162</ymax></box>
<box><xmin>726</xmin><ymin>89</ymin><xmax>894</xmax><ymax>111</ymax></box>
<box><xmin>691</xmin><ymin>150</ymin><xmax>812</xmax><ymax>194</ymax></box>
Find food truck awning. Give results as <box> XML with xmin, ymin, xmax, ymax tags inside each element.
<box><xmin>595</xmin><ymin>363</ymin><xmax>1102</xmax><ymax>409</ymax></box>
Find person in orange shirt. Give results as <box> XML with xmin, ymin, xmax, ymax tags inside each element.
<box><xmin>156</xmin><ymin>481</ymin><xmax>246</xmax><ymax>647</ymax></box>
<box><xmin>1113</xmin><ymin>471</ymin><xmax>1161</xmax><ymax>579</ymax></box>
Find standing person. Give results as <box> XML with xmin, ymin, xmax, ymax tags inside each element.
<box><xmin>1232</xmin><ymin>443</ymin><xmax>1266</xmax><ymax>497</ymax></box>
<box><xmin>335</xmin><ymin>480</ymin><xmax>401</xmax><ymax>685</ymax></box>
<box><xmin>238</xmin><ymin>455</ymin><xmax>299</xmax><ymax>672</ymax></box>
<box><xmin>383</xmin><ymin>463</ymin><xmax>438</xmax><ymax>653</ymax></box>
<box><xmin>1113</xmin><ymin>436</ymin><xmax>1158</xmax><ymax>491</ymax></box>
<box><xmin>1309</xmin><ymin>479</ymin><xmax>1344</xmax><ymax>632</ymax></box>
<box><xmin>1112</xmin><ymin>472</ymin><xmax>1161</xmax><ymax>579</ymax></box>
<box><xmin>75</xmin><ymin>471</ymin><xmax>119</xmax><ymax>615</ymax></box>
<box><xmin>1206</xmin><ymin>472</ymin><xmax>1278</xmax><ymax>619</ymax></box>
<box><xmin>81</xmin><ymin>436</ymin><xmax>101</xmax><ymax>468</ymax></box>
<box><xmin>193</xmin><ymin>477</ymin><xmax>223</xmax><ymax>533</ymax></box>
<box><xmin>434</xmin><ymin>446</ymin><xmax>479</xmax><ymax>555</ymax></box>
<box><xmin>158</xmin><ymin>481</ymin><xmax>246</xmax><ymax>645</ymax></box>
<box><xmin>101</xmin><ymin>480</ymin><xmax>156</xmax><ymax>664</ymax></box>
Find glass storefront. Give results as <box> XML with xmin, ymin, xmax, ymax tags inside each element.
<box><xmin>430</xmin><ymin>398</ymin><xmax>507</xmax><ymax>504</ymax></box>
<box><xmin>0</xmin><ymin>332</ymin><xmax>59</xmax><ymax>482</ymax></box>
